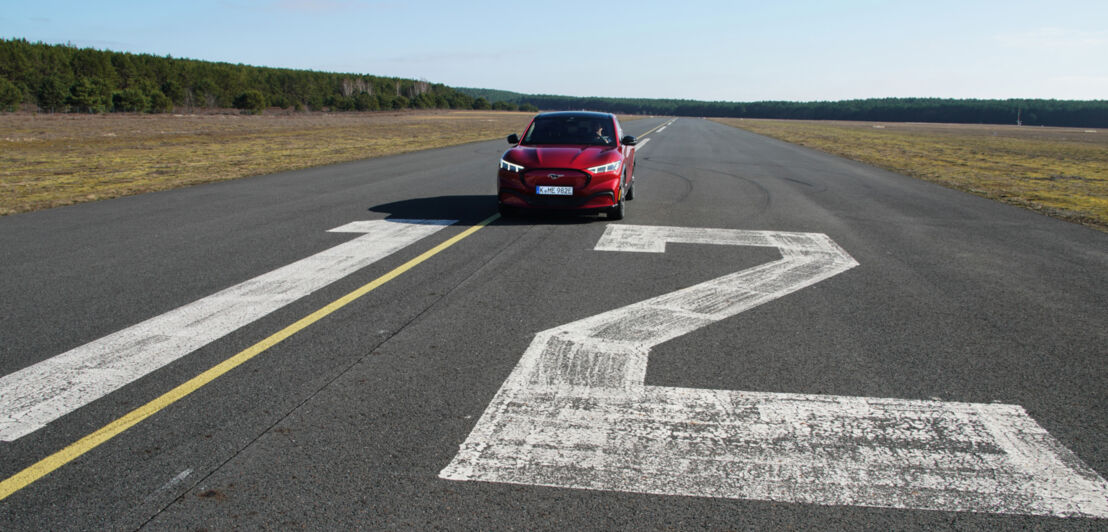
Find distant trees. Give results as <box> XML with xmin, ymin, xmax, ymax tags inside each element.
<box><xmin>149</xmin><ymin>90</ymin><xmax>173</xmax><ymax>113</ymax></box>
<box><xmin>5</xmin><ymin>38</ymin><xmax>1105</xmax><ymax>127</ymax></box>
<box><xmin>36</xmin><ymin>76</ymin><xmax>68</xmax><ymax>112</ymax></box>
<box><xmin>0</xmin><ymin>38</ymin><xmax>494</xmax><ymax>115</ymax></box>
<box><xmin>233</xmin><ymin>89</ymin><xmax>267</xmax><ymax>114</ymax></box>
<box><xmin>458</xmin><ymin>89</ymin><xmax>1108</xmax><ymax>128</ymax></box>
<box><xmin>354</xmin><ymin>92</ymin><xmax>378</xmax><ymax>111</ymax></box>
<box><xmin>113</xmin><ymin>87</ymin><xmax>149</xmax><ymax>112</ymax></box>
<box><xmin>0</xmin><ymin>76</ymin><xmax>21</xmax><ymax>110</ymax></box>
<box><xmin>67</xmin><ymin>77</ymin><xmax>109</xmax><ymax>113</ymax></box>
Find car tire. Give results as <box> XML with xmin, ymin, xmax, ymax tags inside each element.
<box><xmin>626</xmin><ymin>180</ymin><xmax>635</xmax><ymax>201</ymax></box>
<box><xmin>608</xmin><ymin>197</ymin><xmax>625</xmax><ymax>220</ymax></box>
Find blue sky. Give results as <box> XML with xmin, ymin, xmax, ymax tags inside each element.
<box><xmin>3</xmin><ymin>0</ymin><xmax>1106</xmax><ymax>101</ymax></box>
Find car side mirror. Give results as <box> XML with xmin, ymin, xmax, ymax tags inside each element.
<box><xmin>507</xmin><ymin>134</ymin><xmax>520</xmax><ymax>144</ymax></box>
<box><xmin>621</xmin><ymin>135</ymin><xmax>637</xmax><ymax>146</ymax></box>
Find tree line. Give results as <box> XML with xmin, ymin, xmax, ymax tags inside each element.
<box><xmin>458</xmin><ymin>90</ymin><xmax>1108</xmax><ymax>128</ymax></box>
<box><xmin>0</xmin><ymin>39</ymin><xmax>526</xmax><ymax>114</ymax></box>
<box><xmin>3</xmin><ymin>38</ymin><xmax>1103</xmax><ymax>127</ymax></box>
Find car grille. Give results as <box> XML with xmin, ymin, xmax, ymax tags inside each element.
<box><xmin>521</xmin><ymin>169</ymin><xmax>590</xmax><ymax>189</ymax></box>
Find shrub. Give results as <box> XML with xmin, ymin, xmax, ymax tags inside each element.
<box><xmin>161</xmin><ymin>80</ymin><xmax>183</xmax><ymax>104</ymax></box>
<box><xmin>233</xmin><ymin>89</ymin><xmax>267</xmax><ymax>114</ymax></box>
<box><xmin>68</xmin><ymin>77</ymin><xmax>107</xmax><ymax>113</ymax></box>
<box><xmin>0</xmin><ymin>77</ymin><xmax>22</xmax><ymax>111</ymax></box>
<box><xmin>329</xmin><ymin>95</ymin><xmax>355</xmax><ymax>111</ymax></box>
<box><xmin>472</xmin><ymin>97</ymin><xmax>490</xmax><ymax>110</ymax></box>
<box><xmin>37</xmin><ymin>76</ymin><xmax>69</xmax><ymax>112</ymax></box>
<box><xmin>449</xmin><ymin>93</ymin><xmax>474</xmax><ymax>109</ymax></box>
<box><xmin>148</xmin><ymin>90</ymin><xmax>173</xmax><ymax>113</ymax></box>
<box><xmin>270</xmin><ymin>94</ymin><xmax>290</xmax><ymax>109</ymax></box>
<box><xmin>113</xmin><ymin>87</ymin><xmax>149</xmax><ymax>112</ymax></box>
<box><xmin>354</xmin><ymin>92</ymin><xmax>378</xmax><ymax>111</ymax></box>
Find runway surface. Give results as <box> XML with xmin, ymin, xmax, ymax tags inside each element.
<box><xmin>1</xmin><ymin>117</ymin><xmax>1105</xmax><ymax>529</ymax></box>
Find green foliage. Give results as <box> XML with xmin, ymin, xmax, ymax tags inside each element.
<box><xmin>268</xmin><ymin>94</ymin><xmax>289</xmax><ymax>109</ymax></box>
<box><xmin>113</xmin><ymin>87</ymin><xmax>148</xmax><ymax>112</ymax></box>
<box><xmin>233</xmin><ymin>89</ymin><xmax>267</xmax><ymax>113</ymax></box>
<box><xmin>9</xmin><ymin>39</ymin><xmax>1101</xmax><ymax>126</ymax></box>
<box><xmin>354</xmin><ymin>92</ymin><xmax>378</xmax><ymax>111</ymax></box>
<box><xmin>412</xmin><ymin>92</ymin><xmax>436</xmax><ymax>109</ymax></box>
<box><xmin>68</xmin><ymin>77</ymin><xmax>108</xmax><ymax>113</ymax></box>
<box><xmin>0</xmin><ymin>76</ymin><xmax>23</xmax><ymax>111</ymax></box>
<box><xmin>160</xmin><ymin>80</ymin><xmax>183</xmax><ymax>104</ymax></box>
<box><xmin>491</xmin><ymin>100</ymin><xmax>517</xmax><ymax>111</ymax></box>
<box><xmin>0</xmin><ymin>39</ymin><xmax>482</xmax><ymax>115</ymax></box>
<box><xmin>148</xmin><ymin>89</ymin><xmax>173</xmax><ymax>113</ymax></box>
<box><xmin>457</xmin><ymin>87</ymin><xmax>1108</xmax><ymax>128</ymax></box>
<box><xmin>448</xmin><ymin>92</ymin><xmax>473</xmax><ymax>109</ymax></box>
<box><xmin>37</xmin><ymin>75</ymin><xmax>68</xmax><ymax>112</ymax></box>
<box><xmin>457</xmin><ymin>87</ymin><xmax>524</xmax><ymax>104</ymax></box>
<box><xmin>328</xmin><ymin>95</ymin><xmax>355</xmax><ymax>111</ymax></box>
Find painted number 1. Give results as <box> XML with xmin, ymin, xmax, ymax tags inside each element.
<box><xmin>440</xmin><ymin>224</ymin><xmax>1108</xmax><ymax>519</ymax></box>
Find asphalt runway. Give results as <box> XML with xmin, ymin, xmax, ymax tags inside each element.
<box><xmin>1</xmin><ymin>117</ymin><xmax>1105</xmax><ymax>529</ymax></box>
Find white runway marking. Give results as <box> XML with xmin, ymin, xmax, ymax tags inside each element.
<box><xmin>0</xmin><ymin>219</ymin><xmax>455</xmax><ymax>441</ymax></box>
<box><xmin>145</xmin><ymin>468</ymin><xmax>192</xmax><ymax>501</ymax></box>
<box><xmin>441</xmin><ymin>224</ymin><xmax>1108</xmax><ymax>518</ymax></box>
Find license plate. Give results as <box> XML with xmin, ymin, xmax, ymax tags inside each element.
<box><xmin>536</xmin><ymin>186</ymin><xmax>573</xmax><ymax>196</ymax></box>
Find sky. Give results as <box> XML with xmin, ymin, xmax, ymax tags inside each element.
<box><xmin>3</xmin><ymin>0</ymin><xmax>1107</xmax><ymax>102</ymax></box>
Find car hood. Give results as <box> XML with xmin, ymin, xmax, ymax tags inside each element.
<box><xmin>507</xmin><ymin>145</ymin><xmax>619</xmax><ymax>169</ymax></box>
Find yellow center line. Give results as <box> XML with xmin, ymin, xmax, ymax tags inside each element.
<box><xmin>0</xmin><ymin>212</ymin><xmax>501</xmax><ymax>501</ymax></box>
<box><xmin>637</xmin><ymin>117</ymin><xmax>673</xmax><ymax>138</ymax></box>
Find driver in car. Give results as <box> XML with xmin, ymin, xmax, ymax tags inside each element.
<box><xmin>592</xmin><ymin>123</ymin><xmax>613</xmax><ymax>145</ymax></box>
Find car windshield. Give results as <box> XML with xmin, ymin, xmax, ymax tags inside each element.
<box><xmin>523</xmin><ymin>116</ymin><xmax>615</xmax><ymax>147</ymax></box>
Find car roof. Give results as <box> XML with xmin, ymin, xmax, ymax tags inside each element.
<box><xmin>534</xmin><ymin>111</ymin><xmax>614</xmax><ymax>120</ymax></box>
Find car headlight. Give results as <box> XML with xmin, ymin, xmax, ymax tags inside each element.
<box><xmin>586</xmin><ymin>160</ymin><xmax>622</xmax><ymax>174</ymax></box>
<box><xmin>499</xmin><ymin>159</ymin><xmax>524</xmax><ymax>173</ymax></box>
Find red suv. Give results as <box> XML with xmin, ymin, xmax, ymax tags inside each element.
<box><xmin>497</xmin><ymin>111</ymin><xmax>637</xmax><ymax>220</ymax></box>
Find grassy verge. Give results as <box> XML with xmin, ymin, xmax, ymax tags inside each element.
<box><xmin>0</xmin><ymin>110</ymin><xmax>540</xmax><ymax>215</ymax></box>
<box><xmin>713</xmin><ymin>118</ymin><xmax>1108</xmax><ymax>232</ymax></box>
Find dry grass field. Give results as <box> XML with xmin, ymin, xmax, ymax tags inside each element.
<box><xmin>0</xmin><ymin>110</ymin><xmax>538</xmax><ymax>215</ymax></box>
<box><xmin>714</xmin><ymin>118</ymin><xmax>1108</xmax><ymax>232</ymax></box>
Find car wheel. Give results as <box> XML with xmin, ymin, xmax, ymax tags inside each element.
<box><xmin>608</xmin><ymin>197</ymin><xmax>625</xmax><ymax>220</ymax></box>
<box><xmin>626</xmin><ymin>180</ymin><xmax>635</xmax><ymax>201</ymax></box>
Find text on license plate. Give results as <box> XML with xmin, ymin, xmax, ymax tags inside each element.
<box><xmin>536</xmin><ymin>186</ymin><xmax>573</xmax><ymax>196</ymax></box>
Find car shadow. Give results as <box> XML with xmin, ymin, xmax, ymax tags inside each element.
<box><xmin>368</xmin><ymin>195</ymin><xmax>602</xmax><ymax>226</ymax></box>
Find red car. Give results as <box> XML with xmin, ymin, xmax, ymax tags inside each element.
<box><xmin>497</xmin><ymin>111</ymin><xmax>637</xmax><ymax>220</ymax></box>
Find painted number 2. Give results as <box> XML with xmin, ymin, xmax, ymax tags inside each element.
<box><xmin>440</xmin><ymin>224</ymin><xmax>1108</xmax><ymax>519</ymax></box>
